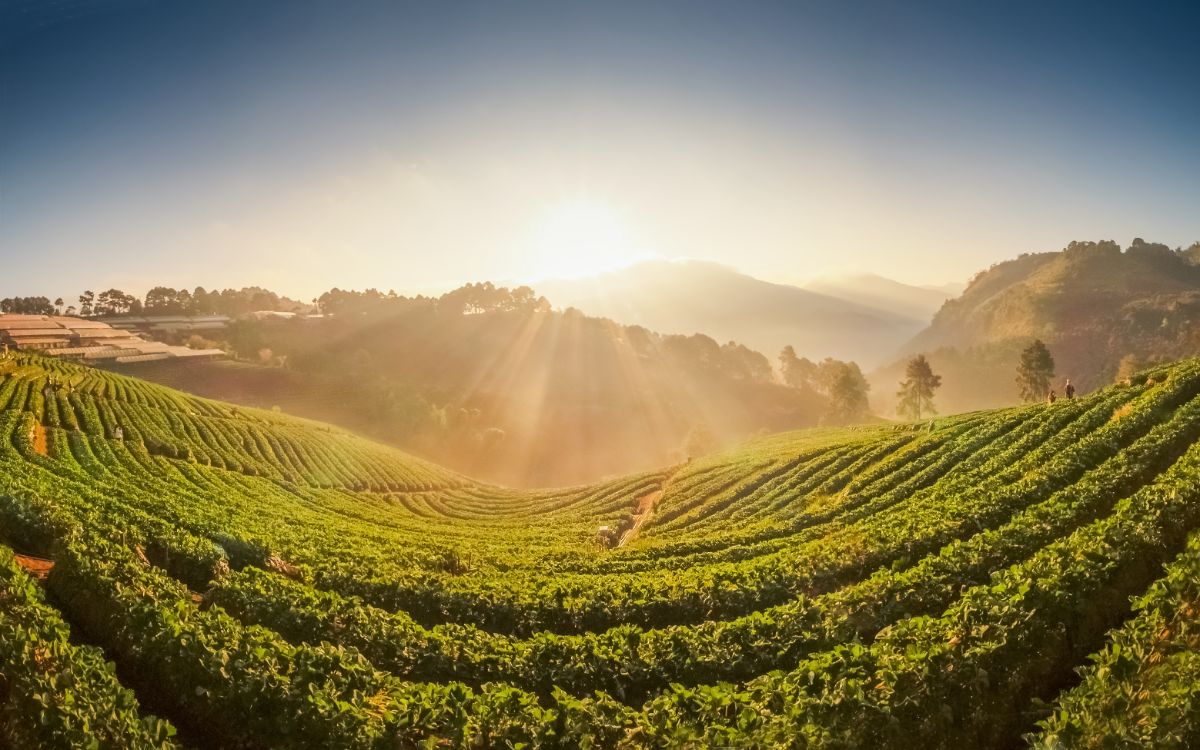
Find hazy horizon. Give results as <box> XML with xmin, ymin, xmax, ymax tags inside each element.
<box><xmin>3</xmin><ymin>0</ymin><xmax>1198</xmax><ymax>301</ymax></box>
<box><xmin>1</xmin><ymin>252</ymin><xmax>973</xmax><ymax>311</ymax></box>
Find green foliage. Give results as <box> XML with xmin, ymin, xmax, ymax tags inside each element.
<box><xmin>0</xmin><ymin>354</ymin><xmax>1199</xmax><ymax>746</ymax></box>
<box><xmin>0</xmin><ymin>546</ymin><xmax>178</xmax><ymax>748</ymax></box>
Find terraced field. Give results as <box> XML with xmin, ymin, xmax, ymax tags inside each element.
<box><xmin>2</xmin><ymin>352</ymin><xmax>1199</xmax><ymax>748</ymax></box>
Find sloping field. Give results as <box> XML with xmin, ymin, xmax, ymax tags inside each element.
<box><xmin>1</xmin><ymin>353</ymin><xmax>1199</xmax><ymax>748</ymax></box>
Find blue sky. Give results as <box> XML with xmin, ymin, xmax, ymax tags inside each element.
<box><xmin>2</xmin><ymin>0</ymin><xmax>1198</xmax><ymax>301</ymax></box>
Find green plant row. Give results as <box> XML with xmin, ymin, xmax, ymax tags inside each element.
<box><xmin>628</xmin><ymin>427</ymin><xmax>1200</xmax><ymax>749</ymax></box>
<box><xmin>1031</xmin><ymin>529</ymin><xmax>1200</xmax><ymax>749</ymax></box>
<box><xmin>206</xmin><ymin>385</ymin><xmax>1200</xmax><ymax>704</ymax></box>
<box><xmin>0</xmin><ymin>544</ymin><xmax>179</xmax><ymax>749</ymax></box>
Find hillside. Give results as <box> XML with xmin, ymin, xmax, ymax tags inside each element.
<box><xmin>122</xmin><ymin>285</ymin><xmax>826</xmax><ymax>487</ymax></box>
<box><xmin>535</xmin><ymin>260</ymin><xmax>925</xmax><ymax>367</ymax></box>
<box><xmin>3</xmin><ymin>353</ymin><xmax>1200</xmax><ymax>746</ymax></box>
<box><xmin>872</xmin><ymin>239</ymin><xmax>1200</xmax><ymax>414</ymax></box>
<box><xmin>801</xmin><ymin>271</ymin><xmax>961</xmax><ymax>322</ymax></box>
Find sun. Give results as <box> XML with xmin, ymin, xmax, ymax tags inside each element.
<box><xmin>528</xmin><ymin>199</ymin><xmax>651</xmax><ymax>279</ymax></box>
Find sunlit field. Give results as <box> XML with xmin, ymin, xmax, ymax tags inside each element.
<box><xmin>3</xmin><ymin>1</ymin><xmax>1199</xmax><ymax>748</ymax></box>
<box><xmin>3</xmin><ymin>353</ymin><xmax>1200</xmax><ymax>746</ymax></box>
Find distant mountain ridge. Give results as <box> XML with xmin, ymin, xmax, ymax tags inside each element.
<box><xmin>536</xmin><ymin>260</ymin><xmax>946</xmax><ymax>368</ymax></box>
<box><xmin>870</xmin><ymin>239</ymin><xmax>1200</xmax><ymax>414</ymax></box>
<box><xmin>800</xmin><ymin>272</ymin><xmax>961</xmax><ymax>322</ymax></box>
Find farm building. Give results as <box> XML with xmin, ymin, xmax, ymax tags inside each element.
<box><xmin>0</xmin><ymin>314</ymin><xmax>224</xmax><ymax>363</ymax></box>
<box><xmin>105</xmin><ymin>314</ymin><xmax>231</xmax><ymax>334</ymax></box>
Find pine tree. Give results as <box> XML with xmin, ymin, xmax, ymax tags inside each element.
<box><xmin>1016</xmin><ymin>339</ymin><xmax>1055</xmax><ymax>402</ymax></box>
<box><xmin>896</xmin><ymin>354</ymin><xmax>942</xmax><ymax>420</ymax></box>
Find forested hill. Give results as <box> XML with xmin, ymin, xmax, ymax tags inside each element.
<box><xmin>130</xmin><ymin>284</ymin><xmax>826</xmax><ymax>486</ymax></box>
<box><xmin>870</xmin><ymin>239</ymin><xmax>1200</xmax><ymax>414</ymax></box>
<box><xmin>3</xmin><ymin>352</ymin><xmax>1200</xmax><ymax>746</ymax></box>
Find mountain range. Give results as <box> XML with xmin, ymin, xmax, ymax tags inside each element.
<box><xmin>536</xmin><ymin>241</ymin><xmax>1200</xmax><ymax>417</ymax></box>
<box><xmin>535</xmin><ymin>261</ymin><xmax>957</xmax><ymax>368</ymax></box>
<box><xmin>98</xmin><ymin>238</ymin><xmax>1200</xmax><ymax>484</ymax></box>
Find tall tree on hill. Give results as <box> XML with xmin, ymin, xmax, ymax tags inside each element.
<box><xmin>824</xmin><ymin>361</ymin><xmax>871</xmax><ymax>425</ymax></box>
<box><xmin>720</xmin><ymin>342</ymin><xmax>773</xmax><ymax>382</ymax></box>
<box><xmin>95</xmin><ymin>289</ymin><xmax>139</xmax><ymax>316</ymax></box>
<box><xmin>78</xmin><ymin>290</ymin><xmax>94</xmax><ymax>317</ymax></box>
<box><xmin>896</xmin><ymin>354</ymin><xmax>942</xmax><ymax>420</ymax></box>
<box><xmin>778</xmin><ymin>345</ymin><xmax>817</xmax><ymax>389</ymax></box>
<box><xmin>1015</xmin><ymin>339</ymin><xmax>1056</xmax><ymax>402</ymax></box>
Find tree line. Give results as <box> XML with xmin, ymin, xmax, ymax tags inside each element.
<box><xmin>777</xmin><ymin>338</ymin><xmax>1090</xmax><ymax>425</ymax></box>
<box><xmin>315</xmin><ymin>282</ymin><xmax>552</xmax><ymax>317</ymax></box>
<box><xmin>3</xmin><ymin>282</ymin><xmax>556</xmax><ymax>319</ymax></box>
<box><xmin>777</xmin><ymin>346</ymin><xmax>871</xmax><ymax>425</ymax></box>
<box><xmin>1</xmin><ymin>287</ymin><xmax>307</xmax><ymax>318</ymax></box>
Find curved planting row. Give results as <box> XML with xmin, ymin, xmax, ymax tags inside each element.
<box><xmin>1</xmin><ymin>354</ymin><xmax>1199</xmax><ymax>747</ymax></box>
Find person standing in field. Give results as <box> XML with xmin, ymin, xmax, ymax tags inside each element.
<box><xmin>1047</xmin><ymin>389</ymin><xmax>1057</xmax><ymax>404</ymax></box>
<box><xmin>1064</xmin><ymin>379</ymin><xmax>1075</xmax><ymax>399</ymax></box>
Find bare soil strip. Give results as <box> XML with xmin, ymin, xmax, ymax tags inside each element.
<box><xmin>14</xmin><ymin>553</ymin><xmax>54</xmax><ymax>580</ymax></box>
<box><xmin>618</xmin><ymin>489</ymin><xmax>664</xmax><ymax>547</ymax></box>
<box><xmin>31</xmin><ymin>422</ymin><xmax>48</xmax><ymax>455</ymax></box>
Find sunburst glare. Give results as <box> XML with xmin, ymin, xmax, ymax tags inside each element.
<box><xmin>528</xmin><ymin>199</ymin><xmax>654</xmax><ymax>280</ymax></box>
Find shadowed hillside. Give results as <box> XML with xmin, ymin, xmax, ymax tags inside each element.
<box><xmin>870</xmin><ymin>239</ymin><xmax>1200</xmax><ymax>415</ymax></box>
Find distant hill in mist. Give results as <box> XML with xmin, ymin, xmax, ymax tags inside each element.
<box><xmin>869</xmin><ymin>239</ymin><xmax>1200</xmax><ymax>415</ymax></box>
<box><xmin>535</xmin><ymin>261</ymin><xmax>942</xmax><ymax>368</ymax></box>
<box><xmin>801</xmin><ymin>273</ymin><xmax>962</xmax><ymax>322</ymax></box>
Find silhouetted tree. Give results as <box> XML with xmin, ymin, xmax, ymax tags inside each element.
<box><xmin>78</xmin><ymin>290</ymin><xmax>94</xmax><ymax>317</ymax></box>
<box><xmin>145</xmin><ymin>286</ymin><xmax>183</xmax><ymax>313</ymax></box>
<box><xmin>1015</xmin><ymin>339</ymin><xmax>1056</xmax><ymax>402</ymax></box>
<box><xmin>824</xmin><ymin>362</ymin><xmax>871</xmax><ymax>425</ymax></box>
<box><xmin>0</xmin><ymin>297</ymin><xmax>55</xmax><ymax>315</ymax></box>
<box><xmin>94</xmin><ymin>289</ymin><xmax>138</xmax><ymax>316</ymax></box>
<box><xmin>721</xmin><ymin>342</ymin><xmax>773</xmax><ymax>382</ymax></box>
<box><xmin>897</xmin><ymin>354</ymin><xmax>942</xmax><ymax>420</ymax></box>
<box><xmin>778</xmin><ymin>345</ymin><xmax>818</xmax><ymax>389</ymax></box>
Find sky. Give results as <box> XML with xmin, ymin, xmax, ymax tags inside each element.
<box><xmin>2</xmin><ymin>0</ymin><xmax>1198</xmax><ymax>303</ymax></box>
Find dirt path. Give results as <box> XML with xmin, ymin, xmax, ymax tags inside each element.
<box><xmin>617</xmin><ymin>489</ymin><xmax>664</xmax><ymax>548</ymax></box>
<box><xmin>31</xmin><ymin>422</ymin><xmax>48</xmax><ymax>455</ymax></box>
<box><xmin>14</xmin><ymin>553</ymin><xmax>54</xmax><ymax>580</ymax></box>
